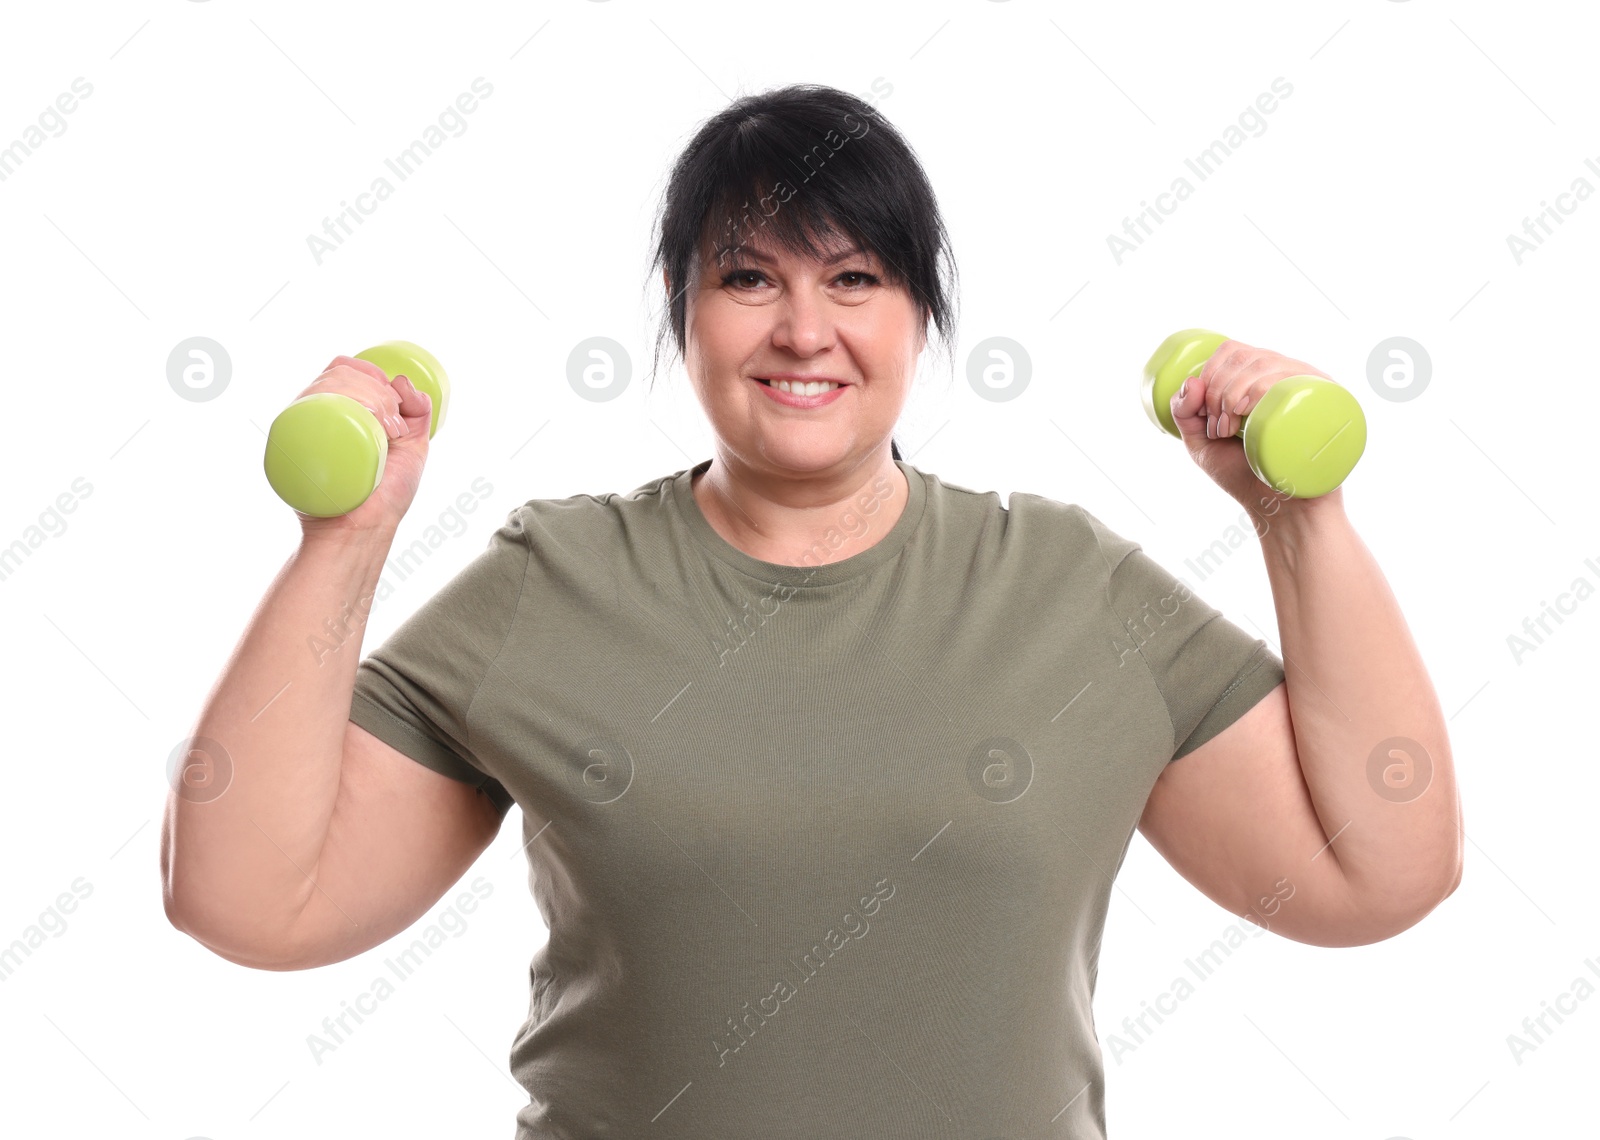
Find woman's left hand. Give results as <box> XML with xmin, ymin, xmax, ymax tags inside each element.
<box><xmin>1167</xmin><ymin>338</ymin><xmax>1344</xmax><ymax>518</ymax></box>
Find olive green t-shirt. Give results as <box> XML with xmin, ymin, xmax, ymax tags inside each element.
<box><xmin>348</xmin><ymin>457</ymin><xmax>1285</xmax><ymax>1139</ymax></box>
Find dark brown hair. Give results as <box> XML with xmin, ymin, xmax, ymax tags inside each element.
<box><xmin>646</xmin><ymin>82</ymin><xmax>960</xmax><ymax>462</ymax></box>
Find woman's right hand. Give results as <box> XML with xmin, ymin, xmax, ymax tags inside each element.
<box><xmin>292</xmin><ymin>355</ymin><xmax>433</xmax><ymax>543</ymax></box>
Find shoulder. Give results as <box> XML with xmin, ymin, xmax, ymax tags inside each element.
<box><xmin>488</xmin><ymin>472</ymin><xmax>691</xmax><ymax>616</ymax></box>
<box><xmin>501</xmin><ymin>468</ymin><xmax>681</xmax><ymax>543</ymax></box>
<box><xmin>919</xmin><ymin>467</ymin><xmax>1141</xmax><ymax>575</ymax></box>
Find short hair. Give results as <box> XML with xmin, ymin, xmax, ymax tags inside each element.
<box><xmin>646</xmin><ymin>82</ymin><xmax>960</xmax><ymax>463</ymax></box>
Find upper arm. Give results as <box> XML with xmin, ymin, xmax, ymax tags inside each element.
<box><xmin>1137</xmin><ymin>682</ymin><xmax>1377</xmax><ymax>947</ymax></box>
<box><xmin>280</xmin><ymin>720</ymin><xmax>506</xmax><ymax>970</ymax></box>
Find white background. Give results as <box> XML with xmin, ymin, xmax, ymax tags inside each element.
<box><xmin>0</xmin><ymin>1</ymin><xmax>1593</xmax><ymax>1137</ymax></box>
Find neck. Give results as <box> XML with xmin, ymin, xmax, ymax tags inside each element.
<box><xmin>691</xmin><ymin>450</ymin><xmax>908</xmax><ymax>567</ymax></box>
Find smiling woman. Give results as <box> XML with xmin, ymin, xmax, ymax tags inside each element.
<box><xmin>174</xmin><ymin>78</ymin><xmax>1434</xmax><ymax>1140</ymax></box>
<box><xmin>646</xmin><ymin>84</ymin><xmax>960</xmax><ymax>555</ymax></box>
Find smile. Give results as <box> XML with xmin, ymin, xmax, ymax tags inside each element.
<box><xmin>752</xmin><ymin>377</ymin><xmax>849</xmax><ymax>408</ymax></box>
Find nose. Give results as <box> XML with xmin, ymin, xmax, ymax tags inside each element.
<box><xmin>768</xmin><ymin>289</ymin><xmax>836</xmax><ymax>357</ymax></box>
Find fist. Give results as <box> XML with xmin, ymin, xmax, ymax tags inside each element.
<box><xmin>1168</xmin><ymin>338</ymin><xmax>1341</xmax><ymax>514</ymax></box>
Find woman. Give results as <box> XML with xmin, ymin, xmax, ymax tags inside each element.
<box><xmin>164</xmin><ymin>84</ymin><xmax>1462</xmax><ymax>1138</ymax></box>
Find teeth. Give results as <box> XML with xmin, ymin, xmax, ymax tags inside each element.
<box><xmin>771</xmin><ymin>378</ymin><xmax>840</xmax><ymax>396</ymax></box>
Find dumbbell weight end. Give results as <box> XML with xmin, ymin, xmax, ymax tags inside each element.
<box><xmin>264</xmin><ymin>392</ymin><xmax>390</xmax><ymax>518</ymax></box>
<box><xmin>1142</xmin><ymin>328</ymin><xmax>1230</xmax><ymax>438</ymax></box>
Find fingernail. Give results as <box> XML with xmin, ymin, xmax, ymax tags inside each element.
<box><xmin>1177</xmin><ymin>379</ymin><xmax>1189</xmax><ymax>400</ymax></box>
<box><xmin>1206</xmin><ymin>415</ymin><xmax>1215</xmax><ymax>439</ymax></box>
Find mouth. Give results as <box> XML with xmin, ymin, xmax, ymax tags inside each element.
<box><xmin>753</xmin><ymin>376</ymin><xmax>849</xmax><ymax>392</ymax></box>
<box><xmin>750</xmin><ymin>375</ymin><xmax>850</xmax><ymax>407</ymax></box>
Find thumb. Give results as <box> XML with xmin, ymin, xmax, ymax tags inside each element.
<box><xmin>391</xmin><ymin>374</ymin><xmax>433</xmax><ymax>438</ymax></box>
<box><xmin>1168</xmin><ymin>371</ymin><xmax>1213</xmax><ymax>456</ymax></box>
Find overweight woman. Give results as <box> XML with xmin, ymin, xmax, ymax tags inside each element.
<box><xmin>163</xmin><ymin>83</ymin><xmax>1463</xmax><ymax>1138</ymax></box>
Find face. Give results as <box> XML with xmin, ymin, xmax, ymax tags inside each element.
<box><xmin>672</xmin><ymin>229</ymin><xmax>927</xmax><ymax>479</ymax></box>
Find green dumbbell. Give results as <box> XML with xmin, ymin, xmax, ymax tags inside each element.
<box><xmin>263</xmin><ymin>340</ymin><xmax>450</xmax><ymax>518</ymax></box>
<box><xmin>1141</xmin><ymin>328</ymin><xmax>1366</xmax><ymax>499</ymax></box>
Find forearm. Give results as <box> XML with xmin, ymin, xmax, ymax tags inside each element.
<box><xmin>1256</xmin><ymin>492</ymin><xmax>1463</xmax><ymax>923</ymax></box>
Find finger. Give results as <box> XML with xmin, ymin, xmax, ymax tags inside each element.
<box><xmin>1200</xmin><ymin>340</ymin><xmax>1247</xmax><ymax>421</ymax></box>
<box><xmin>1211</xmin><ymin>373</ymin><xmax>1241</xmax><ymax>439</ymax></box>
<box><xmin>1228</xmin><ymin>377</ymin><xmax>1261</xmax><ymax>419</ymax></box>
<box><xmin>1214</xmin><ymin>368</ymin><xmax>1266</xmax><ymax>438</ymax></box>
<box><xmin>309</xmin><ymin>368</ymin><xmax>404</xmax><ymax>430</ymax></box>
<box><xmin>1216</xmin><ymin>350</ymin><xmax>1289</xmax><ymax>439</ymax></box>
<box><xmin>1194</xmin><ymin>353</ymin><xmax>1233</xmax><ymax>440</ymax></box>
<box><xmin>1217</xmin><ymin>376</ymin><xmax>1269</xmax><ymax>439</ymax></box>
<box><xmin>391</xmin><ymin>374</ymin><xmax>432</xmax><ymax>425</ymax></box>
<box><xmin>1222</xmin><ymin>358</ymin><xmax>1326</xmax><ymax>433</ymax></box>
<box><xmin>324</xmin><ymin>354</ymin><xmax>390</xmax><ymax>384</ymax></box>
<box><xmin>1204</xmin><ymin>341</ymin><xmax>1269</xmax><ymax>423</ymax></box>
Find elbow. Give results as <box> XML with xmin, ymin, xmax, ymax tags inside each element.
<box><xmin>159</xmin><ymin>815</ymin><xmax>309</xmax><ymax>971</ymax></box>
<box><xmin>1286</xmin><ymin>864</ymin><xmax>1462</xmax><ymax>948</ymax></box>
<box><xmin>1346</xmin><ymin>867</ymin><xmax>1462</xmax><ymax>946</ymax></box>
<box><xmin>163</xmin><ymin>895</ymin><xmax>310</xmax><ymax>973</ymax></box>
<box><xmin>167</xmin><ymin>919</ymin><xmax>311</xmax><ymax>972</ymax></box>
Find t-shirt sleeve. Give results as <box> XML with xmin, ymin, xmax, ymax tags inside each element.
<box><xmin>1077</xmin><ymin>506</ymin><xmax>1286</xmax><ymax>762</ymax></box>
<box><xmin>347</xmin><ymin>505</ymin><xmax>531</xmax><ymax>817</ymax></box>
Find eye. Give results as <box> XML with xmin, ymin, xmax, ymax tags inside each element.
<box><xmin>718</xmin><ymin>268</ymin><xmax>881</xmax><ymax>290</ymax></box>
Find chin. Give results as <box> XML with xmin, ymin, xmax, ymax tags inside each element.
<box><xmin>752</xmin><ymin>441</ymin><xmax>850</xmax><ymax>470</ymax></box>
